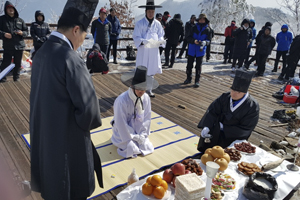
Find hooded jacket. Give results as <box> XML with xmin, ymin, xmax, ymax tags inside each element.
<box><xmin>257</xmin><ymin>29</ymin><xmax>276</xmax><ymax>56</ymax></box>
<box><xmin>86</xmin><ymin>43</ymin><xmax>109</xmax><ymax>73</ymax></box>
<box><xmin>248</xmin><ymin>19</ymin><xmax>256</xmax><ymax>48</ymax></box>
<box><xmin>91</xmin><ymin>18</ymin><xmax>112</xmax><ymax>45</ymax></box>
<box><xmin>276</xmin><ymin>24</ymin><xmax>293</xmax><ymax>51</ymax></box>
<box><xmin>106</xmin><ymin>14</ymin><xmax>121</xmax><ymax>40</ymax></box>
<box><xmin>30</xmin><ymin>10</ymin><xmax>51</xmax><ymax>49</ymax></box>
<box><xmin>0</xmin><ymin>1</ymin><xmax>28</xmax><ymax>50</ymax></box>
<box><xmin>165</xmin><ymin>14</ymin><xmax>184</xmax><ymax>44</ymax></box>
<box><xmin>232</xmin><ymin>19</ymin><xmax>253</xmax><ymax>59</ymax></box>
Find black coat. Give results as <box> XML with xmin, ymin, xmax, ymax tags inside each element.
<box><xmin>257</xmin><ymin>34</ymin><xmax>276</xmax><ymax>55</ymax></box>
<box><xmin>30</xmin><ymin>35</ymin><xmax>103</xmax><ymax>199</ymax></box>
<box><xmin>91</xmin><ymin>18</ymin><xmax>112</xmax><ymax>45</ymax></box>
<box><xmin>86</xmin><ymin>43</ymin><xmax>109</xmax><ymax>73</ymax></box>
<box><xmin>198</xmin><ymin>92</ymin><xmax>259</xmax><ymax>150</ymax></box>
<box><xmin>184</xmin><ymin>21</ymin><xmax>195</xmax><ymax>40</ymax></box>
<box><xmin>232</xmin><ymin>27</ymin><xmax>252</xmax><ymax>59</ymax></box>
<box><xmin>287</xmin><ymin>35</ymin><xmax>300</xmax><ymax>64</ymax></box>
<box><xmin>0</xmin><ymin>1</ymin><xmax>28</xmax><ymax>50</ymax></box>
<box><xmin>165</xmin><ymin>18</ymin><xmax>184</xmax><ymax>44</ymax></box>
<box><xmin>30</xmin><ymin>10</ymin><xmax>51</xmax><ymax>49</ymax></box>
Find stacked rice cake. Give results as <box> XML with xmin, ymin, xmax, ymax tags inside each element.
<box><xmin>175</xmin><ymin>173</ymin><xmax>206</xmax><ymax>200</ymax></box>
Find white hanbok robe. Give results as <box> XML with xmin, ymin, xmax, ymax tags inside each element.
<box><xmin>133</xmin><ymin>17</ymin><xmax>165</xmax><ymax>76</ymax></box>
<box><xmin>111</xmin><ymin>91</ymin><xmax>154</xmax><ymax>158</ymax></box>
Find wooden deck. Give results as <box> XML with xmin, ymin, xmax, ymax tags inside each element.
<box><xmin>0</xmin><ymin>62</ymin><xmax>297</xmax><ymax>200</ymax></box>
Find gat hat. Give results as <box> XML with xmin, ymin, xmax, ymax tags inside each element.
<box><xmin>58</xmin><ymin>0</ymin><xmax>99</xmax><ymax>32</ymax></box>
<box><xmin>156</xmin><ymin>13</ymin><xmax>162</xmax><ymax>19</ymax></box>
<box><xmin>138</xmin><ymin>0</ymin><xmax>162</xmax><ymax>10</ymax></box>
<box><xmin>231</xmin><ymin>70</ymin><xmax>254</xmax><ymax>93</ymax></box>
<box><xmin>121</xmin><ymin>66</ymin><xmax>159</xmax><ymax>90</ymax></box>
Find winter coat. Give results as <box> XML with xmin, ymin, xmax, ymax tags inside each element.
<box><xmin>161</xmin><ymin>17</ymin><xmax>168</xmax><ymax>29</ymax></box>
<box><xmin>106</xmin><ymin>14</ymin><xmax>121</xmax><ymax>40</ymax></box>
<box><xmin>248</xmin><ymin>19</ymin><xmax>256</xmax><ymax>48</ymax></box>
<box><xmin>257</xmin><ymin>34</ymin><xmax>276</xmax><ymax>55</ymax></box>
<box><xmin>30</xmin><ymin>34</ymin><xmax>103</xmax><ymax>199</ymax></box>
<box><xmin>91</xmin><ymin>18</ymin><xmax>112</xmax><ymax>45</ymax></box>
<box><xmin>287</xmin><ymin>35</ymin><xmax>300</xmax><ymax>64</ymax></box>
<box><xmin>184</xmin><ymin>21</ymin><xmax>195</xmax><ymax>40</ymax></box>
<box><xmin>86</xmin><ymin>43</ymin><xmax>109</xmax><ymax>74</ymax></box>
<box><xmin>0</xmin><ymin>1</ymin><xmax>28</xmax><ymax>50</ymax></box>
<box><xmin>186</xmin><ymin>22</ymin><xmax>211</xmax><ymax>57</ymax></box>
<box><xmin>232</xmin><ymin>19</ymin><xmax>253</xmax><ymax>59</ymax></box>
<box><xmin>224</xmin><ymin>25</ymin><xmax>237</xmax><ymax>45</ymax></box>
<box><xmin>30</xmin><ymin>10</ymin><xmax>51</xmax><ymax>49</ymax></box>
<box><xmin>165</xmin><ymin>18</ymin><xmax>184</xmax><ymax>44</ymax></box>
<box><xmin>276</xmin><ymin>25</ymin><xmax>293</xmax><ymax>51</ymax></box>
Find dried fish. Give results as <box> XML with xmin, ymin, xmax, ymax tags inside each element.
<box><xmin>262</xmin><ymin>158</ymin><xmax>285</xmax><ymax>171</ymax></box>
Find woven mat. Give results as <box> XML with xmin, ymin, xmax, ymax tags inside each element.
<box><xmin>22</xmin><ymin>112</ymin><xmax>200</xmax><ymax>199</ymax></box>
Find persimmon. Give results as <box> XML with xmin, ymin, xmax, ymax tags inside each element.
<box><xmin>160</xmin><ymin>180</ymin><xmax>168</xmax><ymax>191</ymax></box>
<box><xmin>142</xmin><ymin>182</ymin><xmax>153</xmax><ymax>196</ymax></box>
<box><xmin>150</xmin><ymin>175</ymin><xmax>162</xmax><ymax>187</ymax></box>
<box><xmin>153</xmin><ymin>186</ymin><xmax>165</xmax><ymax>199</ymax></box>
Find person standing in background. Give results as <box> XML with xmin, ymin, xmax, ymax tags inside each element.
<box><xmin>206</xmin><ymin>22</ymin><xmax>214</xmax><ymax>62</ymax></box>
<box><xmin>223</xmin><ymin>20</ymin><xmax>237</xmax><ymax>64</ymax></box>
<box><xmin>244</xmin><ymin>19</ymin><xmax>256</xmax><ymax>68</ymax></box>
<box><xmin>107</xmin><ymin>8</ymin><xmax>121</xmax><ymax>64</ymax></box>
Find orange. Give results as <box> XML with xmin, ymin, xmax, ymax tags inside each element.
<box><xmin>153</xmin><ymin>186</ymin><xmax>165</xmax><ymax>199</ymax></box>
<box><xmin>160</xmin><ymin>180</ymin><xmax>168</xmax><ymax>191</ymax></box>
<box><xmin>150</xmin><ymin>175</ymin><xmax>162</xmax><ymax>187</ymax></box>
<box><xmin>146</xmin><ymin>176</ymin><xmax>152</xmax><ymax>183</ymax></box>
<box><xmin>142</xmin><ymin>182</ymin><xmax>153</xmax><ymax>196</ymax></box>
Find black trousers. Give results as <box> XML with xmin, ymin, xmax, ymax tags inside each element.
<box><xmin>159</xmin><ymin>47</ymin><xmax>164</xmax><ymax>55</ymax></box>
<box><xmin>186</xmin><ymin>55</ymin><xmax>203</xmax><ymax>83</ymax></box>
<box><xmin>244</xmin><ymin>47</ymin><xmax>251</xmax><ymax>64</ymax></box>
<box><xmin>247</xmin><ymin>48</ymin><xmax>259</xmax><ymax>65</ymax></box>
<box><xmin>0</xmin><ymin>49</ymin><xmax>23</xmax><ymax>80</ymax></box>
<box><xmin>232</xmin><ymin>57</ymin><xmax>244</xmax><ymax>68</ymax></box>
<box><xmin>178</xmin><ymin>39</ymin><xmax>188</xmax><ymax>57</ymax></box>
<box><xmin>100</xmin><ymin>45</ymin><xmax>109</xmax><ymax>60</ymax></box>
<box><xmin>274</xmin><ymin>50</ymin><xmax>288</xmax><ymax>71</ymax></box>
<box><xmin>256</xmin><ymin>53</ymin><xmax>268</xmax><ymax>74</ymax></box>
<box><xmin>206</xmin><ymin>44</ymin><xmax>211</xmax><ymax>60</ymax></box>
<box><xmin>164</xmin><ymin>42</ymin><xmax>177</xmax><ymax>64</ymax></box>
<box><xmin>223</xmin><ymin>44</ymin><xmax>233</xmax><ymax>61</ymax></box>
<box><xmin>107</xmin><ymin>39</ymin><xmax>118</xmax><ymax>61</ymax></box>
<box><xmin>281</xmin><ymin>59</ymin><xmax>299</xmax><ymax>79</ymax></box>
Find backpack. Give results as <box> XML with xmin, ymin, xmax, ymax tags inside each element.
<box><xmin>86</xmin><ymin>50</ymin><xmax>109</xmax><ymax>74</ymax></box>
<box><xmin>125</xmin><ymin>45</ymin><xmax>136</xmax><ymax>61</ymax></box>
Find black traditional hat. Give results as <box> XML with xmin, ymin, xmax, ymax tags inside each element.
<box><xmin>121</xmin><ymin>66</ymin><xmax>159</xmax><ymax>90</ymax></box>
<box><xmin>138</xmin><ymin>0</ymin><xmax>162</xmax><ymax>9</ymax></box>
<box><xmin>58</xmin><ymin>0</ymin><xmax>99</xmax><ymax>32</ymax></box>
<box><xmin>231</xmin><ymin>70</ymin><xmax>255</xmax><ymax>93</ymax></box>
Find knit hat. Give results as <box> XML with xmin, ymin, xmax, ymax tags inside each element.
<box><xmin>197</xmin><ymin>13</ymin><xmax>209</xmax><ymax>24</ymax></box>
<box><xmin>231</xmin><ymin>70</ymin><xmax>254</xmax><ymax>93</ymax></box>
<box><xmin>265</xmin><ymin>22</ymin><xmax>273</xmax><ymax>27</ymax></box>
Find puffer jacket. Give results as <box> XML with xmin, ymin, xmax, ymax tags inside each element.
<box><xmin>276</xmin><ymin>24</ymin><xmax>293</xmax><ymax>51</ymax></box>
<box><xmin>232</xmin><ymin>19</ymin><xmax>252</xmax><ymax>59</ymax></box>
<box><xmin>257</xmin><ymin>34</ymin><xmax>276</xmax><ymax>55</ymax></box>
<box><xmin>30</xmin><ymin>10</ymin><xmax>51</xmax><ymax>49</ymax></box>
<box><xmin>0</xmin><ymin>1</ymin><xmax>28</xmax><ymax>50</ymax></box>
<box><xmin>165</xmin><ymin>16</ymin><xmax>184</xmax><ymax>44</ymax></box>
<box><xmin>106</xmin><ymin>14</ymin><xmax>121</xmax><ymax>40</ymax></box>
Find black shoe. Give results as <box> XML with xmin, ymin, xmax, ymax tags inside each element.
<box><xmin>255</xmin><ymin>72</ymin><xmax>263</xmax><ymax>77</ymax></box>
<box><xmin>162</xmin><ymin>63</ymin><xmax>169</xmax><ymax>66</ymax></box>
<box><xmin>278</xmin><ymin>75</ymin><xmax>283</xmax><ymax>81</ymax></box>
<box><xmin>13</xmin><ymin>78</ymin><xmax>20</xmax><ymax>82</ymax></box>
<box><xmin>222</xmin><ymin>60</ymin><xmax>227</xmax><ymax>64</ymax></box>
<box><xmin>228</xmin><ymin>60</ymin><xmax>232</xmax><ymax>63</ymax></box>
<box><xmin>272</xmin><ymin>69</ymin><xmax>277</xmax><ymax>72</ymax></box>
<box><xmin>0</xmin><ymin>79</ymin><xmax>7</xmax><ymax>83</ymax></box>
<box><xmin>113</xmin><ymin>60</ymin><xmax>118</xmax><ymax>64</ymax></box>
<box><xmin>183</xmin><ymin>79</ymin><xmax>191</xmax><ymax>84</ymax></box>
<box><xmin>244</xmin><ymin>63</ymin><xmax>249</xmax><ymax>69</ymax></box>
<box><xmin>168</xmin><ymin>63</ymin><xmax>173</xmax><ymax>68</ymax></box>
<box><xmin>193</xmin><ymin>82</ymin><xmax>200</xmax><ymax>88</ymax></box>
<box><xmin>176</xmin><ymin>56</ymin><xmax>182</xmax><ymax>59</ymax></box>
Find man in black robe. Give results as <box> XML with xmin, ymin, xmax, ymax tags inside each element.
<box><xmin>197</xmin><ymin>70</ymin><xmax>260</xmax><ymax>152</ymax></box>
<box><xmin>30</xmin><ymin>0</ymin><xmax>103</xmax><ymax>200</ymax></box>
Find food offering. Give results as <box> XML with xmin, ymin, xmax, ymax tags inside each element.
<box><xmin>237</xmin><ymin>162</ymin><xmax>262</xmax><ymax>176</ymax></box>
<box><xmin>212</xmin><ymin>172</ymin><xmax>236</xmax><ymax>192</ymax></box>
<box><xmin>201</xmin><ymin>146</ymin><xmax>230</xmax><ymax>171</ymax></box>
<box><xmin>141</xmin><ymin>174</ymin><xmax>170</xmax><ymax>199</ymax></box>
<box><xmin>234</xmin><ymin>142</ymin><xmax>256</xmax><ymax>154</ymax></box>
<box><xmin>181</xmin><ymin>158</ymin><xmax>203</xmax><ymax>176</ymax></box>
<box><xmin>224</xmin><ymin>148</ymin><xmax>242</xmax><ymax>162</ymax></box>
<box><xmin>211</xmin><ymin>185</ymin><xmax>224</xmax><ymax>200</ymax></box>
<box><xmin>162</xmin><ymin>160</ymin><xmax>203</xmax><ymax>188</ymax></box>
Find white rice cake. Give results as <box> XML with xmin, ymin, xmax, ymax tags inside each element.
<box><xmin>175</xmin><ymin>173</ymin><xmax>206</xmax><ymax>200</ymax></box>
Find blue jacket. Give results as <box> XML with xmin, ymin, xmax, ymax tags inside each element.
<box><xmin>186</xmin><ymin>23</ymin><xmax>211</xmax><ymax>57</ymax></box>
<box><xmin>276</xmin><ymin>24</ymin><xmax>293</xmax><ymax>51</ymax></box>
<box><xmin>107</xmin><ymin>14</ymin><xmax>121</xmax><ymax>40</ymax></box>
<box><xmin>249</xmin><ymin>28</ymin><xmax>256</xmax><ymax>48</ymax></box>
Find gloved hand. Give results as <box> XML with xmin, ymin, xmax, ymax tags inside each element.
<box><xmin>132</xmin><ymin>135</ymin><xmax>146</xmax><ymax>145</ymax></box>
<box><xmin>219</xmin><ymin>122</ymin><xmax>224</xmax><ymax>131</ymax></box>
<box><xmin>201</xmin><ymin>41</ymin><xmax>206</xmax><ymax>46</ymax></box>
<box><xmin>201</xmin><ymin>127</ymin><xmax>211</xmax><ymax>138</ymax></box>
<box><xmin>142</xmin><ymin>39</ymin><xmax>150</xmax><ymax>45</ymax></box>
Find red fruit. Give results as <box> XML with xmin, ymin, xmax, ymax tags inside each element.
<box><xmin>172</xmin><ymin>176</ymin><xmax>176</xmax><ymax>187</ymax></box>
<box><xmin>163</xmin><ymin>169</ymin><xmax>174</xmax><ymax>183</ymax></box>
<box><xmin>171</xmin><ymin>163</ymin><xmax>185</xmax><ymax>176</ymax></box>
<box><xmin>185</xmin><ymin>170</ymin><xmax>191</xmax><ymax>174</ymax></box>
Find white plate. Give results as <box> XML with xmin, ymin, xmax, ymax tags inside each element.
<box><xmin>140</xmin><ymin>184</ymin><xmax>172</xmax><ymax>200</ymax></box>
<box><xmin>259</xmin><ymin>159</ymin><xmax>286</xmax><ymax>172</ymax></box>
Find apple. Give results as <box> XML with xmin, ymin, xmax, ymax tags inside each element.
<box><xmin>163</xmin><ymin>169</ymin><xmax>174</xmax><ymax>183</ymax></box>
<box><xmin>171</xmin><ymin>163</ymin><xmax>185</xmax><ymax>176</ymax></box>
<box><xmin>172</xmin><ymin>176</ymin><xmax>176</xmax><ymax>187</ymax></box>
<box><xmin>211</xmin><ymin>146</ymin><xmax>225</xmax><ymax>158</ymax></box>
<box><xmin>185</xmin><ymin>170</ymin><xmax>191</xmax><ymax>174</ymax></box>
<box><xmin>215</xmin><ymin>158</ymin><xmax>228</xmax><ymax>171</ymax></box>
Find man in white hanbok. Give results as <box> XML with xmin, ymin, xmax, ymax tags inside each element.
<box><xmin>133</xmin><ymin>0</ymin><xmax>164</xmax><ymax>98</ymax></box>
<box><xmin>111</xmin><ymin>66</ymin><xmax>159</xmax><ymax>158</ymax></box>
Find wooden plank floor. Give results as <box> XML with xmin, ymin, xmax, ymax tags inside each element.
<box><xmin>0</xmin><ymin>64</ymin><xmax>293</xmax><ymax>200</ymax></box>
